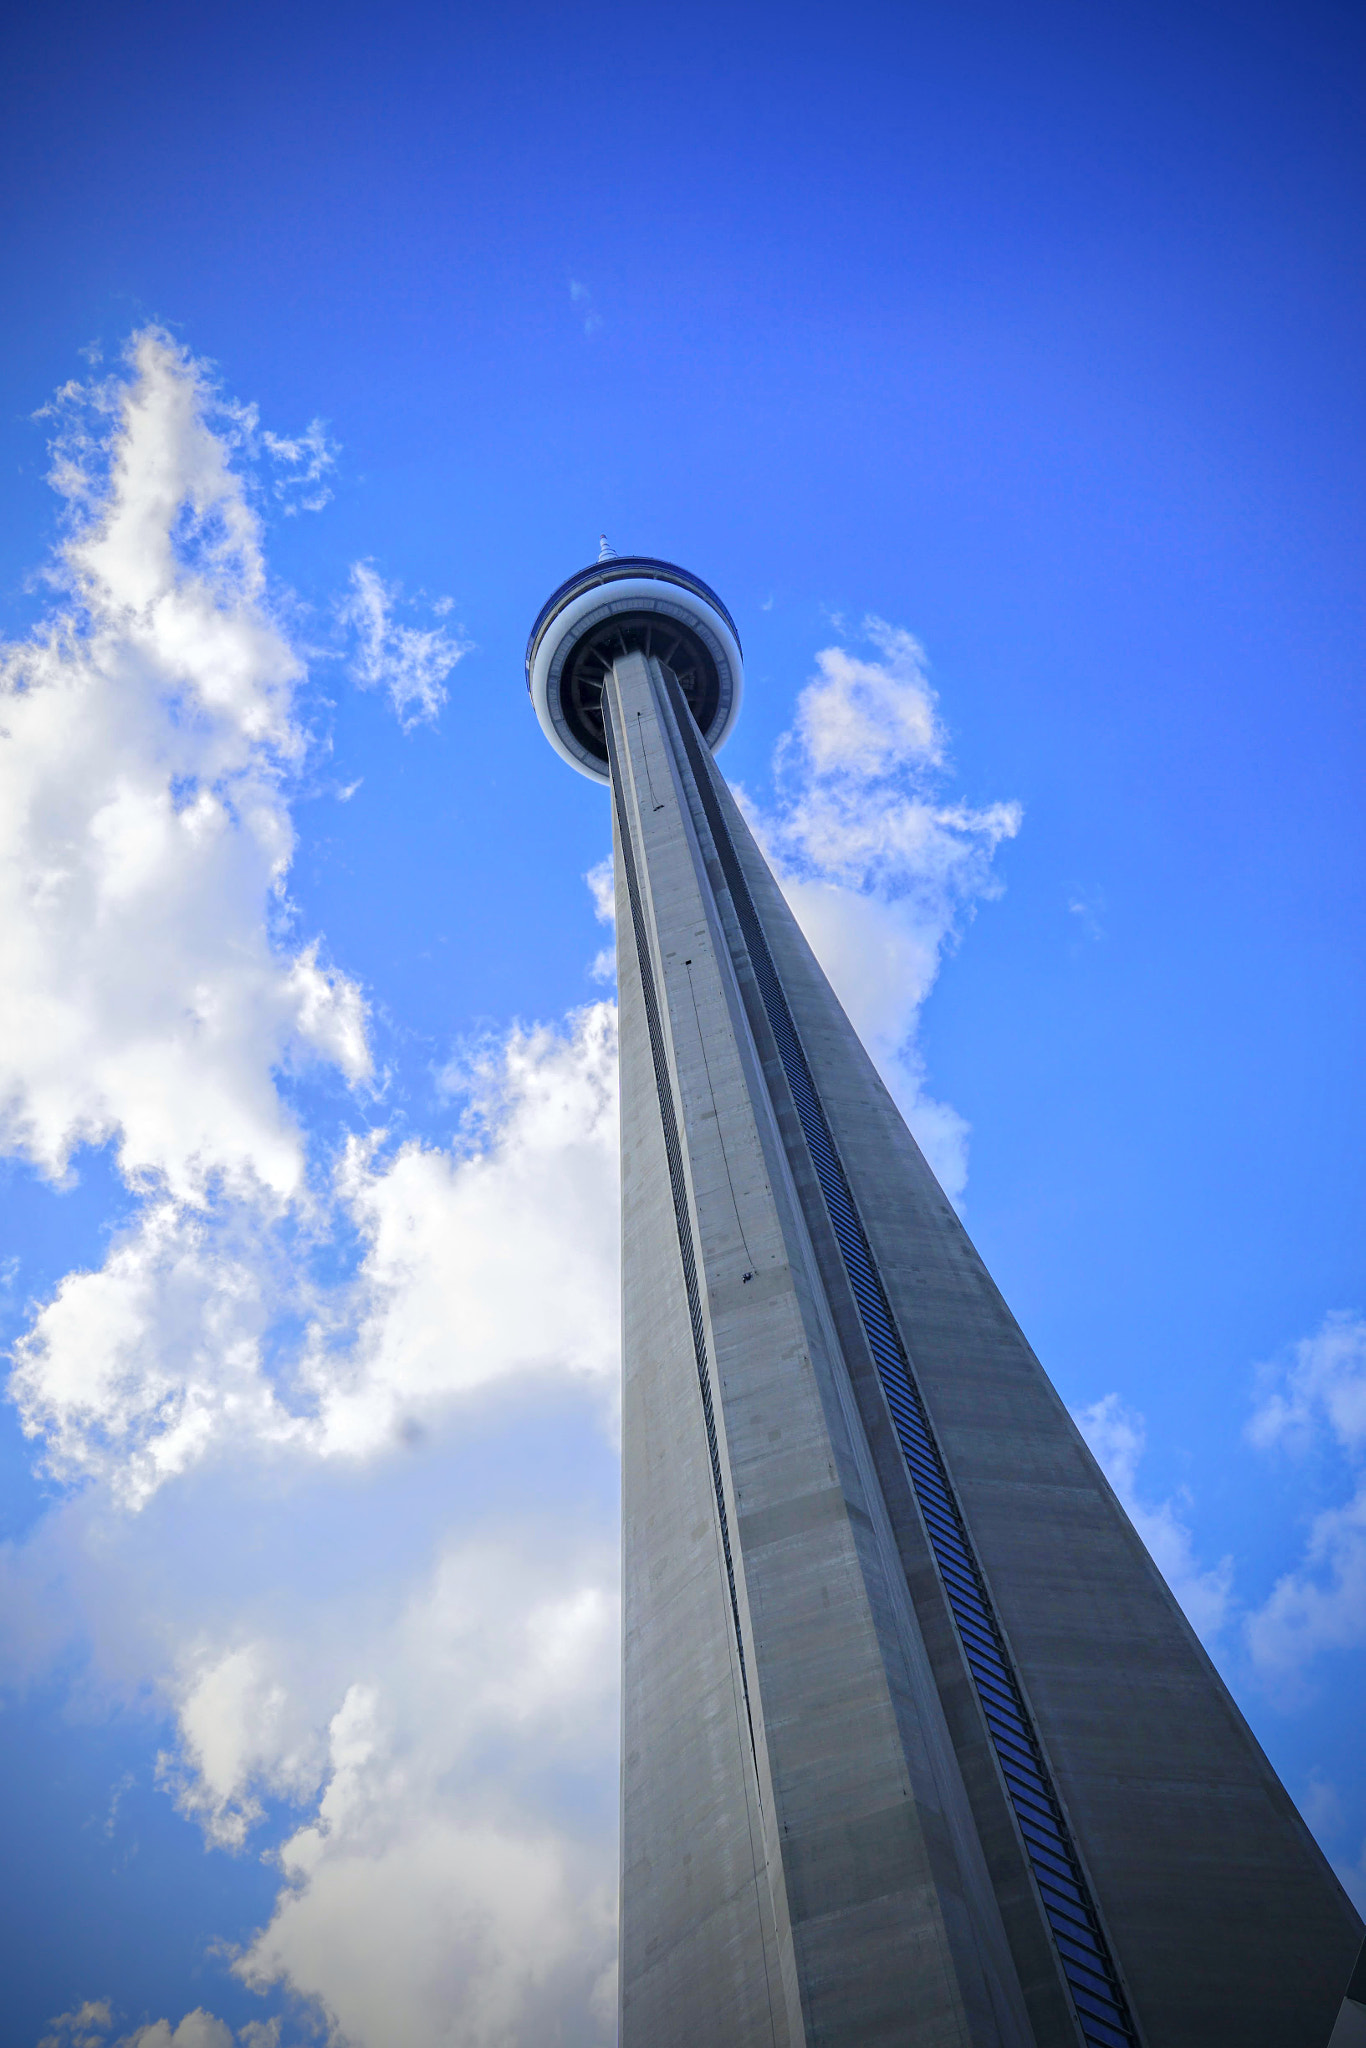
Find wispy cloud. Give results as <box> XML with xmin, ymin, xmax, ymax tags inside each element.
<box><xmin>259</xmin><ymin>419</ymin><xmax>339</xmax><ymax>515</ymax></box>
<box><xmin>193</xmin><ymin>393</ymin><xmax>339</xmax><ymax>517</ymax></box>
<box><xmin>1244</xmin><ymin>1312</ymin><xmax>1366</xmax><ymax>1697</ymax></box>
<box><xmin>585</xmin><ymin>856</ymin><xmax>615</xmax><ymax>983</ymax></box>
<box><xmin>1074</xmin><ymin>1394</ymin><xmax>1232</xmax><ymax>1641</ymax></box>
<box><xmin>745</xmin><ymin>616</ymin><xmax>1021</xmax><ymax>1200</ymax></box>
<box><xmin>568</xmin><ymin>278</ymin><xmax>603</xmax><ymax>337</ymax></box>
<box><xmin>342</xmin><ymin>561</ymin><xmax>470</xmax><ymax>729</ymax></box>
<box><xmin>1067</xmin><ymin>889</ymin><xmax>1105</xmax><ymax>942</ymax></box>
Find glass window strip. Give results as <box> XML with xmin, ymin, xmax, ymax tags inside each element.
<box><xmin>1054</xmin><ymin>1928</ymin><xmax>1108</xmax><ymax>1972</ymax></box>
<box><xmin>1039</xmin><ymin>1875</ymin><xmax>1091</xmax><ymax>1915</ymax></box>
<box><xmin>988</xmin><ymin>1726</ymin><xmax>1042</xmax><ymax>1772</ymax></box>
<box><xmin>1044</xmin><ymin>1900</ymin><xmax>1105</xmax><ymax>1945</ymax></box>
<box><xmin>955</xmin><ymin>1618</ymin><xmax>1005</xmax><ymax>1661</ymax></box>
<box><xmin>999</xmin><ymin>1755</ymin><xmax>1058</xmax><ymax>1800</ymax></box>
<box><xmin>1007</xmin><ymin>1785</ymin><xmax>1066</xmax><ymax>1835</ymax></box>
<box><xmin>1073</xmin><ymin>1984</ymin><xmax>1131</xmax><ymax>2027</ymax></box>
<box><xmin>1082</xmin><ymin>2020</ymin><xmax>1134</xmax><ymax>2048</ymax></box>
<box><xmin>982</xmin><ymin>1704</ymin><xmax>1034</xmax><ymax>1749</ymax></box>
<box><xmin>1064</xmin><ymin>1957</ymin><xmax>1126</xmax><ymax>2004</ymax></box>
<box><xmin>1020</xmin><ymin>1837</ymin><xmax>1078</xmax><ymax>1886</ymax></box>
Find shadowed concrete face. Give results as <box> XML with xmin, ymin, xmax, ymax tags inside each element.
<box><xmin>543</xmin><ymin>587</ymin><xmax>1362</xmax><ymax>2046</ymax></box>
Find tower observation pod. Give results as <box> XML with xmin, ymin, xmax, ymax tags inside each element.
<box><xmin>526</xmin><ymin>554</ymin><xmax>1364</xmax><ymax>2048</ymax></box>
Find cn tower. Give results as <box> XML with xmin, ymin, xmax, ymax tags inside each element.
<box><xmin>526</xmin><ymin>549</ymin><xmax>1363</xmax><ymax>2048</ymax></box>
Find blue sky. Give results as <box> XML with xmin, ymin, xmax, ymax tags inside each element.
<box><xmin>0</xmin><ymin>2</ymin><xmax>1363</xmax><ymax>2042</ymax></box>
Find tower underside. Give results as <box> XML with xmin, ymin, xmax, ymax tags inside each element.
<box><xmin>608</xmin><ymin>644</ymin><xmax>1361</xmax><ymax>2048</ymax></box>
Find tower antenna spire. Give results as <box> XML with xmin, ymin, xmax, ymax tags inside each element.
<box><xmin>598</xmin><ymin>533</ymin><xmax>617</xmax><ymax>562</ymax></box>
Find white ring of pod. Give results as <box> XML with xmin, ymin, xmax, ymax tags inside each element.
<box><xmin>529</xmin><ymin>575</ymin><xmax>744</xmax><ymax>783</ymax></box>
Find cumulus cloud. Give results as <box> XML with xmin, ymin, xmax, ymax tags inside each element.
<box><xmin>1074</xmin><ymin>1393</ymin><xmax>1233</xmax><ymax>1641</ymax></box>
<box><xmin>1247</xmin><ymin>1311</ymin><xmax>1366</xmax><ymax>1458</ymax></box>
<box><xmin>342</xmin><ymin>561</ymin><xmax>469</xmax><ymax>728</ymax></box>
<box><xmin>11</xmin><ymin>1195</ymin><xmax>303</xmax><ymax>1508</ymax></box>
<box><xmin>4</xmin><ymin>334</ymin><xmax>620</xmax><ymax>2047</ymax></box>
<box><xmin>310</xmin><ymin>1008</ymin><xmax>619</xmax><ymax>1458</ymax></box>
<box><xmin>9</xmin><ymin>1431</ymin><xmax>620</xmax><ymax>2040</ymax></box>
<box><xmin>38</xmin><ymin>2003</ymin><xmax>116</xmax><ymax>2048</ymax></box>
<box><xmin>0</xmin><ymin>328</ymin><xmax>367</xmax><ymax>1202</ymax></box>
<box><xmin>1244</xmin><ymin>1312</ymin><xmax>1366</xmax><ymax>1694</ymax></box>
<box><xmin>749</xmin><ymin>617</ymin><xmax>1021</xmax><ymax>1199</ymax></box>
<box><xmin>39</xmin><ymin>2003</ymin><xmax>250</xmax><ymax>2048</ymax></box>
<box><xmin>120</xmin><ymin>2016</ymin><xmax>237</xmax><ymax>2048</ymax></box>
<box><xmin>235</xmin><ymin>1535</ymin><xmax>618</xmax><ymax>2048</ymax></box>
<box><xmin>11</xmin><ymin>1003</ymin><xmax>619</xmax><ymax>1511</ymax></box>
<box><xmin>8</xmin><ymin>1008</ymin><xmax>622</xmax><ymax>2042</ymax></box>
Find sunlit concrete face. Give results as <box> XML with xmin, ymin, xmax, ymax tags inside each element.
<box><xmin>529</xmin><ymin>562</ymin><xmax>1364</xmax><ymax>2048</ymax></box>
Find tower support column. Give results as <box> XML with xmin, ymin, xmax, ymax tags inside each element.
<box><xmin>525</xmin><ymin>550</ymin><xmax>1363</xmax><ymax>2048</ymax></box>
<box><xmin>611</xmin><ymin>649</ymin><xmax>1033</xmax><ymax>2048</ymax></box>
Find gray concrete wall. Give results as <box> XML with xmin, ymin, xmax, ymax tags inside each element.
<box><xmin>612</xmin><ymin>653</ymin><xmax>1036</xmax><ymax>2047</ymax></box>
<box><xmin>615</xmin><ymin>774</ymin><xmax>789</xmax><ymax>2048</ymax></box>
<box><xmin>686</xmin><ymin>731</ymin><xmax>1363</xmax><ymax>2046</ymax></box>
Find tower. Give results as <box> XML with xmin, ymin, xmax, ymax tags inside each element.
<box><xmin>526</xmin><ymin>554</ymin><xmax>1362</xmax><ymax>2048</ymax></box>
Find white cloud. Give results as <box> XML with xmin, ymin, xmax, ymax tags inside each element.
<box><xmin>785</xmin><ymin>620</ymin><xmax>942</xmax><ymax>782</ymax></box>
<box><xmin>1247</xmin><ymin>1310</ymin><xmax>1366</xmax><ymax>1458</ymax></box>
<box><xmin>585</xmin><ymin>856</ymin><xmax>614</xmax><ymax>926</ymax></box>
<box><xmin>308</xmin><ymin>1005</ymin><xmax>620</xmax><ymax>1459</ymax></box>
<box><xmin>1244</xmin><ymin>1313</ymin><xmax>1366</xmax><ymax>1694</ymax></box>
<box><xmin>38</xmin><ymin>2003</ymin><xmax>115</xmax><ymax>2048</ymax></box>
<box><xmin>235</xmin><ymin>1535</ymin><xmax>618</xmax><ymax>2048</ymax></box>
<box><xmin>585</xmin><ymin>857</ymin><xmax>616</xmax><ymax>982</ymax></box>
<box><xmin>11</xmin><ymin>1196</ymin><xmax>302</xmax><ymax>1508</ymax></box>
<box><xmin>4</xmin><ymin>336</ymin><xmax>619</xmax><ymax>2046</ymax></box>
<box><xmin>0</xmin><ymin>328</ymin><xmax>368</xmax><ymax>1203</ymax></box>
<box><xmin>343</xmin><ymin>561</ymin><xmax>469</xmax><ymax>728</ymax></box>
<box><xmin>568</xmin><ymin>279</ymin><xmax>603</xmax><ymax>337</ymax></box>
<box><xmin>748</xmin><ymin>616</ymin><xmax>1020</xmax><ymax>1199</ymax></box>
<box><xmin>5</xmin><ymin>1428</ymin><xmax>620</xmax><ymax>2042</ymax></box>
<box><xmin>1246</xmin><ymin>1487</ymin><xmax>1366</xmax><ymax>1688</ymax></box>
<box><xmin>12</xmin><ymin>1001</ymin><xmax>619</xmax><ymax>1504</ymax></box>
<box><xmin>1067</xmin><ymin>890</ymin><xmax>1104</xmax><ymax>942</ymax></box>
<box><xmin>120</xmin><ymin>2016</ymin><xmax>237</xmax><ymax>2048</ymax></box>
<box><xmin>1074</xmin><ymin>1393</ymin><xmax>1232</xmax><ymax>1641</ymax></box>
<box><xmin>259</xmin><ymin>419</ymin><xmax>339</xmax><ymax>516</ymax></box>
<box><xmin>37</xmin><ymin>2007</ymin><xmax>239</xmax><ymax>2048</ymax></box>
<box><xmin>158</xmin><ymin>1638</ymin><xmax>326</xmax><ymax>1849</ymax></box>
<box><xmin>7</xmin><ymin>1005</ymin><xmax>621</xmax><ymax>2041</ymax></box>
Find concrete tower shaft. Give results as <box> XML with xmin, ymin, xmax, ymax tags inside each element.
<box><xmin>529</xmin><ymin>558</ymin><xmax>1363</xmax><ymax>2048</ymax></box>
